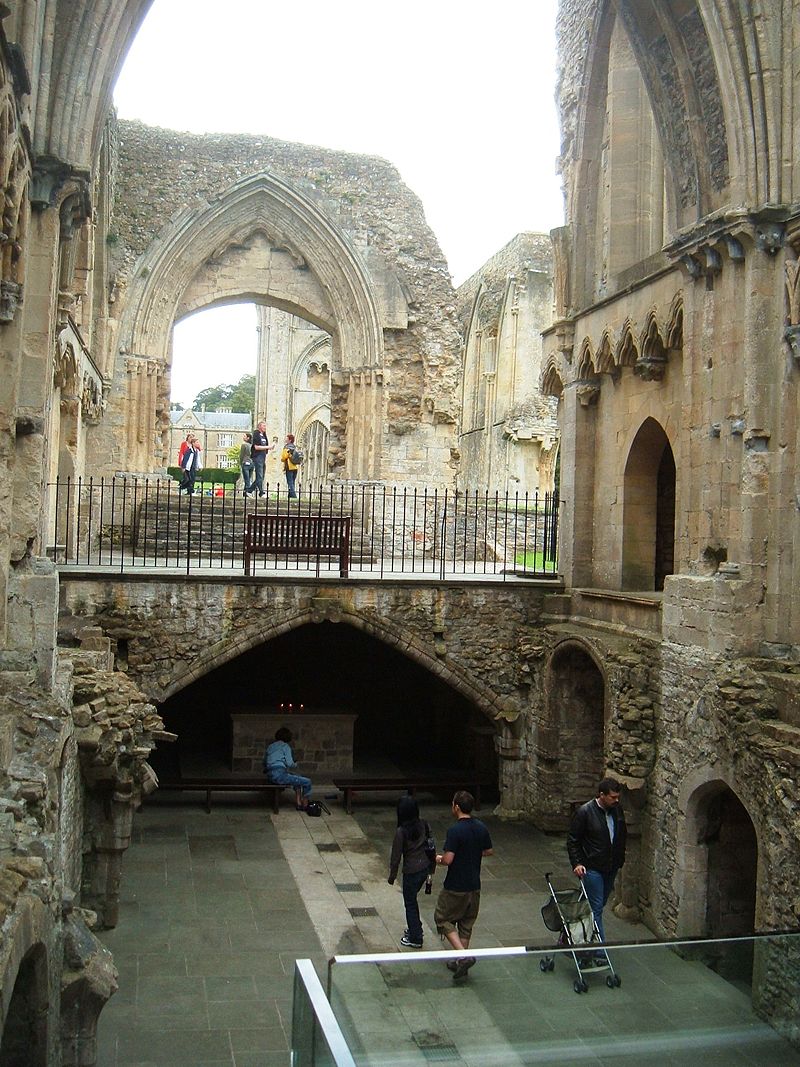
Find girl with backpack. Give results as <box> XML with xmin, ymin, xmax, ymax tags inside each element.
<box><xmin>280</xmin><ymin>434</ymin><xmax>300</xmax><ymax>499</ymax></box>
<box><xmin>388</xmin><ymin>796</ymin><xmax>436</xmax><ymax>947</ymax></box>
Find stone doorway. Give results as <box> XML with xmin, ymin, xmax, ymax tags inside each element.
<box><xmin>0</xmin><ymin>944</ymin><xmax>48</xmax><ymax>1067</ymax></box>
<box><xmin>542</xmin><ymin>643</ymin><xmax>605</xmax><ymax>825</ymax></box>
<box><xmin>622</xmin><ymin>417</ymin><xmax>676</xmax><ymax>590</ymax></box>
<box><xmin>680</xmin><ymin>780</ymin><xmax>758</xmax><ymax>986</ymax></box>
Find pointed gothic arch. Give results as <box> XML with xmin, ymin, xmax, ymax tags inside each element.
<box><xmin>541</xmin><ymin>357</ymin><xmax>564</xmax><ymax>399</ymax></box>
<box><xmin>113</xmin><ymin>172</ymin><xmax>384</xmax><ymax>479</ymax></box>
<box><xmin>677</xmin><ymin>769</ymin><xmax>760</xmax><ymax>944</ymax></box>
<box><xmin>158</xmin><ymin>605</ymin><xmax>508</xmax><ymax>727</ymax></box>
<box><xmin>622</xmin><ymin>417</ymin><xmax>675</xmax><ymax>590</ymax></box>
<box><xmin>616</xmin><ymin>322</ymin><xmax>639</xmax><ymax>369</ymax></box>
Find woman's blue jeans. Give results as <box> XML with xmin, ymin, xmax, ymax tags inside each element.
<box><xmin>266</xmin><ymin>767</ymin><xmax>312</xmax><ymax>798</ymax></box>
<box><xmin>402</xmin><ymin>869</ymin><xmax>428</xmax><ymax>942</ymax></box>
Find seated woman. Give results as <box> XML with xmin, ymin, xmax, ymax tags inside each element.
<box><xmin>263</xmin><ymin>727</ymin><xmax>312</xmax><ymax>811</ymax></box>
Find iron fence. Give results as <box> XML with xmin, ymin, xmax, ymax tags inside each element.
<box><xmin>47</xmin><ymin>476</ymin><xmax>559</xmax><ymax>580</ymax></box>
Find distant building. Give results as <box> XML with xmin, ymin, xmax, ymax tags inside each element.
<box><xmin>169</xmin><ymin>408</ymin><xmax>252</xmax><ymax>470</ymax></box>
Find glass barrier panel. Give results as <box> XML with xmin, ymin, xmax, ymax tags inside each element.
<box><xmin>326</xmin><ymin>934</ymin><xmax>800</xmax><ymax>1065</ymax></box>
<box><xmin>292</xmin><ymin>959</ymin><xmax>357</xmax><ymax>1067</ymax></box>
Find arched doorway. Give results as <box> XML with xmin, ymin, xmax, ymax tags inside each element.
<box><xmin>622</xmin><ymin>417</ymin><xmax>675</xmax><ymax>590</ymax></box>
<box><xmin>0</xmin><ymin>945</ymin><xmax>49</xmax><ymax>1067</ymax></box>
<box><xmin>542</xmin><ymin>643</ymin><xmax>605</xmax><ymax>825</ymax></box>
<box><xmin>680</xmin><ymin>779</ymin><xmax>758</xmax><ymax>985</ymax></box>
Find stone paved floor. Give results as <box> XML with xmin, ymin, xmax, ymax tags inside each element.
<box><xmin>96</xmin><ymin>789</ymin><xmax>799</xmax><ymax>1066</ymax></box>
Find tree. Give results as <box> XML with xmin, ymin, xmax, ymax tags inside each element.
<box><xmin>192</xmin><ymin>374</ymin><xmax>255</xmax><ymax>413</ymax></box>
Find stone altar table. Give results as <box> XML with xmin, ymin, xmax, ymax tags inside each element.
<box><xmin>230</xmin><ymin>711</ymin><xmax>357</xmax><ymax>776</ymax></box>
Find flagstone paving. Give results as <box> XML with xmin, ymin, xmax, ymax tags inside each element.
<box><xmin>96</xmin><ymin>790</ymin><xmax>800</xmax><ymax>1066</ymax></box>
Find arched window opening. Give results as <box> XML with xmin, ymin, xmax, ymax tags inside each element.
<box><xmin>299</xmin><ymin>418</ymin><xmax>330</xmax><ymax>488</ymax></box>
<box><xmin>622</xmin><ymin>418</ymin><xmax>675</xmax><ymax>590</ymax></box>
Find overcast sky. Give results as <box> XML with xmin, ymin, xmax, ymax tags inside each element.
<box><xmin>113</xmin><ymin>0</ymin><xmax>563</xmax><ymax>407</ymax></box>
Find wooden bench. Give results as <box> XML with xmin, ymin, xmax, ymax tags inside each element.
<box><xmin>244</xmin><ymin>514</ymin><xmax>351</xmax><ymax>578</ymax></box>
<box><xmin>332</xmin><ymin>776</ymin><xmax>491</xmax><ymax>815</ymax></box>
<box><xmin>155</xmin><ymin>777</ymin><xmax>285</xmax><ymax>814</ymax></box>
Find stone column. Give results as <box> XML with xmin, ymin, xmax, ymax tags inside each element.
<box><xmin>558</xmin><ymin>379</ymin><xmax>598</xmax><ymax>589</ymax></box>
<box><xmin>80</xmin><ymin>783</ymin><xmax>136</xmax><ymax>929</ymax></box>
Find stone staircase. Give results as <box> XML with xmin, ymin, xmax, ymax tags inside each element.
<box><xmin>131</xmin><ymin>491</ymin><xmax>376</xmax><ymax>564</ymax></box>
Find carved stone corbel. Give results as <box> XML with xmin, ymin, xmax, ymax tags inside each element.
<box><xmin>633</xmin><ymin>354</ymin><xmax>667</xmax><ymax>382</ymax></box>
<box><xmin>575</xmin><ymin>382</ymin><xmax>600</xmax><ymax>407</ymax></box>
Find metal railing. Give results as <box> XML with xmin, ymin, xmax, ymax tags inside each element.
<box><xmin>47</xmin><ymin>476</ymin><xmax>560</xmax><ymax>580</ymax></box>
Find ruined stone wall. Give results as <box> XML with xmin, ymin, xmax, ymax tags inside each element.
<box><xmin>57</xmin><ymin>576</ymin><xmax>549</xmax><ymax>714</ymax></box>
<box><xmin>457</xmin><ymin>234</ymin><xmax>558</xmax><ymax>492</ymax></box>
<box><xmin>98</xmin><ymin>119</ymin><xmax>462</xmax><ymax>486</ymax></box>
<box><xmin>0</xmin><ymin>630</ymin><xmax>166</xmax><ymax>1063</ymax></box>
<box><xmin>642</xmin><ymin>645</ymin><xmax>800</xmax><ymax>934</ymax></box>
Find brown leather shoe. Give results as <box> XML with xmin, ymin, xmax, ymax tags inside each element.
<box><xmin>452</xmin><ymin>957</ymin><xmax>476</xmax><ymax>981</ymax></box>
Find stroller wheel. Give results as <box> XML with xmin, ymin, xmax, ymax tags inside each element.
<box><xmin>540</xmin><ymin>958</ymin><xmax>550</xmax><ymax>972</ymax></box>
<box><xmin>548</xmin><ymin>959</ymin><xmax>555</xmax><ymax>971</ymax></box>
<box><xmin>614</xmin><ymin>975</ymin><xmax>622</xmax><ymax>987</ymax></box>
<box><xmin>606</xmin><ymin>975</ymin><xmax>615</xmax><ymax>988</ymax></box>
<box><xmin>573</xmin><ymin>978</ymin><xmax>588</xmax><ymax>994</ymax></box>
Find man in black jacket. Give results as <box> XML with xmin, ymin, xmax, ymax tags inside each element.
<box><xmin>566</xmin><ymin>777</ymin><xmax>627</xmax><ymax>947</ymax></box>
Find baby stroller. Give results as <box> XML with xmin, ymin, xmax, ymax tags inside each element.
<box><xmin>539</xmin><ymin>872</ymin><xmax>621</xmax><ymax>993</ymax></box>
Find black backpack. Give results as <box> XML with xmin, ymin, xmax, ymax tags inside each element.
<box><xmin>288</xmin><ymin>444</ymin><xmax>304</xmax><ymax>465</ymax></box>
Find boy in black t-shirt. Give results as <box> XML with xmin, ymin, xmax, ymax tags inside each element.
<box><xmin>433</xmin><ymin>790</ymin><xmax>493</xmax><ymax>981</ymax></box>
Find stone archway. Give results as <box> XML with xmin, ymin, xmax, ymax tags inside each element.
<box><xmin>678</xmin><ymin>776</ymin><xmax>759</xmax><ymax>985</ymax></box>
<box><xmin>0</xmin><ymin>943</ymin><xmax>49</xmax><ymax>1067</ymax></box>
<box><xmin>153</xmin><ymin>619</ymin><xmax>500</xmax><ymax>793</ymax></box>
<box><xmin>109</xmin><ymin>172</ymin><xmax>385</xmax><ymax>481</ymax></box>
<box><xmin>622</xmin><ymin>417</ymin><xmax>676</xmax><ymax>590</ymax></box>
<box><xmin>538</xmin><ymin>641</ymin><xmax>606</xmax><ymax>828</ymax></box>
<box><xmin>679</xmin><ymin>777</ymin><xmax>758</xmax><ymax>938</ymax></box>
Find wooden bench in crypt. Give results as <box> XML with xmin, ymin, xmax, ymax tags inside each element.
<box><xmin>332</xmin><ymin>775</ymin><xmax>492</xmax><ymax>815</ymax></box>
<box><xmin>155</xmin><ymin>777</ymin><xmax>286</xmax><ymax>813</ymax></box>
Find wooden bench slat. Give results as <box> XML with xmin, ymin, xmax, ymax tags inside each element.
<box><xmin>332</xmin><ymin>776</ymin><xmax>491</xmax><ymax>815</ymax></box>
<box><xmin>156</xmin><ymin>778</ymin><xmax>285</xmax><ymax>814</ymax></box>
<box><xmin>244</xmin><ymin>514</ymin><xmax>351</xmax><ymax>577</ymax></box>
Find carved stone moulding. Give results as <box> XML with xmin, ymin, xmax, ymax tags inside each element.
<box><xmin>667</xmin><ymin>209</ymin><xmax>788</xmax><ymax>282</ymax></box>
<box><xmin>574</xmin><ymin>380</ymin><xmax>600</xmax><ymax>407</ymax></box>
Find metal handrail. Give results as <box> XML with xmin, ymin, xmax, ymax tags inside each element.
<box><xmin>47</xmin><ymin>475</ymin><xmax>561</xmax><ymax>580</ymax></box>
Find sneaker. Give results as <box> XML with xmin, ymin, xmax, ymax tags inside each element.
<box><xmin>452</xmin><ymin>957</ymin><xmax>476</xmax><ymax>981</ymax></box>
<box><xmin>446</xmin><ymin>960</ymin><xmax>459</xmax><ymax>972</ymax></box>
<box><xmin>400</xmin><ymin>935</ymin><xmax>423</xmax><ymax>948</ymax></box>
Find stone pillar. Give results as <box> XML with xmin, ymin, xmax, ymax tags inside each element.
<box><xmin>60</xmin><ymin>905</ymin><xmax>118</xmax><ymax>1067</ymax></box>
<box><xmin>558</xmin><ymin>380</ymin><xmax>597</xmax><ymax>588</ymax></box>
<box><xmin>80</xmin><ymin>784</ymin><xmax>136</xmax><ymax>929</ymax></box>
<box><xmin>739</xmin><ymin>243</ymin><xmax>781</xmax><ymax>584</ymax></box>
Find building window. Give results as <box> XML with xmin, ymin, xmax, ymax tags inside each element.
<box><xmin>218</xmin><ymin>455</ymin><xmax>231</xmax><ymax>468</ymax></box>
<box><xmin>218</xmin><ymin>433</ymin><xmax>234</xmax><ymax>447</ymax></box>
